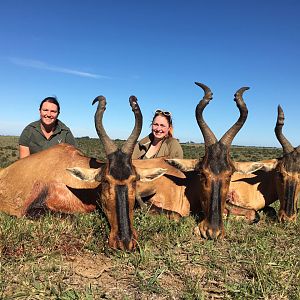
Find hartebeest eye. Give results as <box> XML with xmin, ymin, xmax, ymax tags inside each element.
<box><xmin>224</xmin><ymin>176</ymin><xmax>231</xmax><ymax>184</ymax></box>
<box><xmin>102</xmin><ymin>176</ymin><xmax>112</xmax><ymax>187</ymax></box>
<box><xmin>276</xmin><ymin>171</ymin><xmax>285</xmax><ymax>182</ymax></box>
<box><xmin>199</xmin><ymin>172</ymin><xmax>210</xmax><ymax>186</ymax></box>
<box><xmin>223</xmin><ymin>171</ymin><xmax>233</xmax><ymax>183</ymax></box>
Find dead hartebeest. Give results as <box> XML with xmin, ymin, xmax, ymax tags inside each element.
<box><xmin>0</xmin><ymin>96</ymin><xmax>166</xmax><ymax>251</ymax></box>
<box><xmin>164</xmin><ymin>82</ymin><xmax>255</xmax><ymax>239</ymax></box>
<box><xmin>227</xmin><ymin>105</ymin><xmax>300</xmax><ymax>222</ymax></box>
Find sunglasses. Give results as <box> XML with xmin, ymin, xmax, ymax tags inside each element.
<box><xmin>155</xmin><ymin>109</ymin><xmax>172</xmax><ymax>117</ymax></box>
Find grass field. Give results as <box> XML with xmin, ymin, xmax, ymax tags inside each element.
<box><xmin>0</xmin><ymin>136</ymin><xmax>299</xmax><ymax>299</ymax></box>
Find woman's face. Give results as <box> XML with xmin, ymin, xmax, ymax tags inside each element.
<box><xmin>152</xmin><ymin>115</ymin><xmax>170</xmax><ymax>140</ymax></box>
<box><xmin>39</xmin><ymin>101</ymin><xmax>59</xmax><ymax>127</ymax></box>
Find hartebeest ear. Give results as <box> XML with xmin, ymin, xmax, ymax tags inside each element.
<box><xmin>165</xmin><ymin>159</ymin><xmax>199</xmax><ymax>172</ymax></box>
<box><xmin>66</xmin><ymin>167</ymin><xmax>101</xmax><ymax>181</ymax></box>
<box><xmin>233</xmin><ymin>159</ymin><xmax>279</xmax><ymax>174</ymax></box>
<box><xmin>136</xmin><ymin>167</ymin><xmax>167</xmax><ymax>182</ymax></box>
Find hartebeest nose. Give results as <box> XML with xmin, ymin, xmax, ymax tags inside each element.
<box><xmin>197</xmin><ymin>220</ymin><xmax>225</xmax><ymax>240</ymax></box>
<box><xmin>207</xmin><ymin>228</ymin><xmax>223</xmax><ymax>240</ymax></box>
<box><xmin>278</xmin><ymin>210</ymin><xmax>297</xmax><ymax>223</ymax></box>
<box><xmin>108</xmin><ymin>231</ymin><xmax>138</xmax><ymax>251</ymax></box>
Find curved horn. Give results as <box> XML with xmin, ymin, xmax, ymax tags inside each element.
<box><xmin>195</xmin><ymin>82</ymin><xmax>217</xmax><ymax>146</ymax></box>
<box><xmin>92</xmin><ymin>96</ymin><xmax>117</xmax><ymax>156</ymax></box>
<box><xmin>275</xmin><ymin>105</ymin><xmax>294</xmax><ymax>154</ymax></box>
<box><xmin>220</xmin><ymin>87</ymin><xmax>249</xmax><ymax>146</ymax></box>
<box><xmin>121</xmin><ymin>95</ymin><xmax>143</xmax><ymax>154</ymax></box>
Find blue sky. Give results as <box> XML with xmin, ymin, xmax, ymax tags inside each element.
<box><xmin>0</xmin><ymin>0</ymin><xmax>299</xmax><ymax>147</ymax></box>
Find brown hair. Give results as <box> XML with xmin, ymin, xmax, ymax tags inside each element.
<box><xmin>39</xmin><ymin>96</ymin><xmax>60</xmax><ymax>114</ymax></box>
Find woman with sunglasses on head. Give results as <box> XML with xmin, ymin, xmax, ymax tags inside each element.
<box><xmin>19</xmin><ymin>96</ymin><xmax>76</xmax><ymax>159</ymax></box>
<box><xmin>132</xmin><ymin>109</ymin><xmax>183</xmax><ymax>159</ymax></box>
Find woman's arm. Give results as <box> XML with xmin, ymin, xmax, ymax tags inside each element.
<box><xmin>168</xmin><ymin>139</ymin><xmax>184</xmax><ymax>159</ymax></box>
<box><xmin>19</xmin><ymin>145</ymin><xmax>30</xmax><ymax>159</ymax></box>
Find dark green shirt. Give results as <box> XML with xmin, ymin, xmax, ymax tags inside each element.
<box><xmin>19</xmin><ymin>119</ymin><xmax>76</xmax><ymax>154</ymax></box>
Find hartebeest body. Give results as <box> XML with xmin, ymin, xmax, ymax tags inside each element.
<box><xmin>0</xmin><ymin>96</ymin><xmax>166</xmax><ymax>251</ymax></box>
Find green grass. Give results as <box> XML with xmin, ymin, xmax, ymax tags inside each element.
<box><xmin>0</xmin><ymin>136</ymin><xmax>19</xmax><ymax>168</ymax></box>
<box><xmin>0</xmin><ymin>136</ymin><xmax>299</xmax><ymax>299</ymax></box>
<box><xmin>1</xmin><ymin>210</ymin><xmax>298</xmax><ymax>299</ymax></box>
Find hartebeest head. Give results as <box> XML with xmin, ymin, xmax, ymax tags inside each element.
<box><xmin>67</xmin><ymin>96</ymin><xmax>167</xmax><ymax>250</ymax></box>
<box><xmin>166</xmin><ymin>82</ymin><xmax>249</xmax><ymax>239</ymax></box>
<box><xmin>273</xmin><ymin>105</ymin><xmax>300</xmax><ymax>221</ymax></box>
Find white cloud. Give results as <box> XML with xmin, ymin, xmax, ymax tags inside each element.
<box><xmin>7</xmin><ymin>57</ymin><xmax>111</xmax><ymax>79</ymax></box>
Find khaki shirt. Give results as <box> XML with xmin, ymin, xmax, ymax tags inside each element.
<box><xmin>19</xmin><ymin>119</ymin><xmax>76</xmax><ymax>154</ymax></box>
<box><xmin>132</xmin><ymin>134</ymin><xmax>183</xmax><ymax>159</ymax></box>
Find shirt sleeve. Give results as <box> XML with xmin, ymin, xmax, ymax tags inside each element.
<box><xmin>132</xmin><ymin>142</ymin><xmax>142</xmax><ymax>159</ymax></box>
<box><xmin>19</xmin><ymin>126</ymin><xmax>31</xmax><ymax>147</ymax></box>
<box><xmin>168</xmin><ymin>139</ymin><xmax>184</xmax><ymax>159</ymax></box>
<box><xmin>65</xmin><ymin>130</ymin><xmax>76</xmax><ymax>147</ymax></box>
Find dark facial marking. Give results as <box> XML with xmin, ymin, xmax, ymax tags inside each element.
<box><xmin>208</xmin><ymin>180</ymin><xmax>222</xmax><ymax>228</ymax></box>
<box><xmin>108</xmin><ymin>150</ymin><xmax>133</xmax><ymax>180</ymax></box>
<box><xmin>281</xmin><ymin>151</ymin><xmax>300</xmax><ymax>173</ymax></box>
<box><xmin>284</xmin><ymin>180</ymin><xmax>297</xmax><ymax>217</ymax></box>
<box><xmin>115</xmin><ymin>185</ymin><xmax>132</xmax><ymax>246</ymax></box>
<box><xmin>203</xmin><ymin>143</ymin><xmax>233</xmax><ymax>174</ymax></box>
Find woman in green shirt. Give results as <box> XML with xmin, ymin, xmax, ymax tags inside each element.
<box><xmin>19</xmin><ymin>97</ymin><xmax>76</xmax><ymax>158</ymax></box>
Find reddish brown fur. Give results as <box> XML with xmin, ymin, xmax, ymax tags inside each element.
<box><xmin>275</xmin><ymin>169</ymin><xmax>300</xmax><ymax>222</ymax></box>
<box><xmin>229</xmin><ymin>160</ymin><xmax>299</xmax><ymax>222</ymax></box>
<box><xmin>99</xmin><ymin>173</ymin><xmax>138</xmax><ymax>250</ymax></box>
<box><xmin>136</xmin><ymin>158</ymin><xmax>299</xmax><ymax>227</ymax></box>
<box><xmin>228</xmin><ymin>169</ymin><xmax>278</xmax><ymax>211</ymax></box>
<box><xmin>0</xmin><ymin>144</ymin><xmax>100</xmax><ymax>217</ymax></box>
<box><xmin>0</xmin><ymin>143</ymin><xmax>166</xmax><ymax>251</ymax></box>
<box><xmin>0</xmin><ymin>143</ymin><xmax>139</xmax><ymax>250</ymax></box>
<box><xmin>0</xmin><ymin>144</ymin><xmax>135</xmax><ymax>249</ymax></box>
<box><xmin>133</xmin><ymin>158</ymin><xmax>201</xmax><ymax>217</ymax></box>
